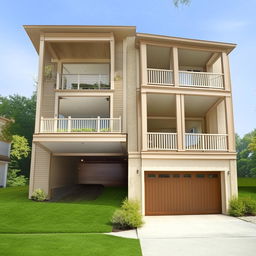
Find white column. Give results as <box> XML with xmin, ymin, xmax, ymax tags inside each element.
<box><xmin>176</xmin><ymin>94</ymin><xmax>185</xmax><ymax>151</ymax></box>
<box><xmin>221</xmin><ymin>52</ymin><xmax>231</xmax><ymax>91</ymax></box>
<box><xmin>3</xmin><ymin>163</ymin><xmax>8</xmax><ymax>188</ymax></box>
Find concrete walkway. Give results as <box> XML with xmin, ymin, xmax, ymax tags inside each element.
<box><xmin>138</xmin><ymin>215</ymin><xmax>256</xmax><ymax>256</ymax></box>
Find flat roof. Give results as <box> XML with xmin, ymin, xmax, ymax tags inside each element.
<box><xmin>23</xmin><ymin>25</ymin><xmax>236</xmax><ymax>54</ymax></box>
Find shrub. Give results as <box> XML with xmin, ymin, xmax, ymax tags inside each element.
<box><xmin>228</xmin><ymin>197</ymin><xmax>245</xmax><ymax>217</ymax></box>
<box><xmin>111</xmin><ymin>198</ymin><xmax>143</xmax><ymax>230</ymax></box>
<box><xmin>7</xmin><ymin>169</ymin><xmax>28</xmax><ymax>187</ymax></box>
<box><xmin>243</xmin><ymin>197</ymin><xmax>256</xmax><ymax>216</ymax></box>
<box><xmin>31</xmin><ymin>189</ymin><xmax>47</xmax><ymax>202</ymax></box>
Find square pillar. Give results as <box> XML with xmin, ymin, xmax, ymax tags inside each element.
<box><xmin>34</xmin><ymin>35</ymin><xmax>45</xmax><ymax>133</ymax></box>
<box><xmin>141</xmin><ymin>92</ymin><xmax>148</xmax><ymax>151</ymax></box>
<box><xmin>225</xmin><ymin>96</ymin><xmax>236</xmax><ymax>152</ymax></box>
<box><xmin>221</xmin><ymin>52</ymin><xmax>231</xmax><ymax>91</ymax></box>
<box><xmin>140</xmin><ymin>43</ymin><xmax>147</xmax><ymax>85</ymax></box>
<box><xmin>176</xmin><ymin>94</ymin><xmax>185</xmax><ymax>151</ymax></box>
<box><xmin>172</xmin><ymin>47</ymin><xmax>179</xmax><ymax>87</ymax></box>
<box><xmin>110</xmin><ymin>39</ymin><xmax>115</xmax><ymax>90</ymax></box>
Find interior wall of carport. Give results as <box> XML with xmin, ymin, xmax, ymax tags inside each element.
<box><xmin>49</xmin><ymin>156</ymin><xmax>79</xmax><ymax>196</ymax></box>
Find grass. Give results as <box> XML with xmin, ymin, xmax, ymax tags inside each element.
<box><xmin>0</xmin><ymin>234</ymin><xmax>142</xmax><ymax>256</ymax></box>
<box><xmin>0</xmin><ymin>186</ymin><xmax>127</xmax><ymax>233</ymax></box>
<box><xmin>0</xmin><ymin>186</ymin><xmax>142</xmax><ymax>256</ymax></box>
<box><xmin>238</xmin><ymin>177</ymin><xmax>256</xmax><ymax>201</ymax></box>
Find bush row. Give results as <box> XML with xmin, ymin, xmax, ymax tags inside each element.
<box><xmin>229</xmin><ymin>197</ymin><xmax>256</xmax><ymax>217</ymax></box>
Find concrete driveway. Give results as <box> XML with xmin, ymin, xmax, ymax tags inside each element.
<box><xmin>138</xmin><ymin>215</ymin><xmax>256</xmax><ymax>256</ymax></box>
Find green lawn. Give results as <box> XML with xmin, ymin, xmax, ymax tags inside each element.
<box><xmin>0</xmin><ymin>186</ymin><xmax>127</xmax><ymax>233</ymax></box>
<box><xmin>238</xmin><ymin>177</ymin><xmax>256</xmax><ymax>201</ymax></box>
<box><xmin>0</xmin><ymin>186</ymin><xmax>142</xmax><ymax>256</ymax></box>
<box><xmin>0</xmin><ymin>234</ymin><xmax>141</xmax><ymax>256</ymax></box>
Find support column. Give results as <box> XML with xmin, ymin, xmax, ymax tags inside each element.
<box><xmin>34</xmin><ymin>35</ymin><xmax>45</xmax><ymax>133</ymax></box>
<box><xmin>225</xmin><ymin>96</ymin><xmax>236</xmax><ymax>152</ymax></box>
<box><xmin>172</xmin><ymin>47</ymin><xmax>179</xmax><ymax>87</ymax></box>
<box><xmin>141</xmin><ymin>92</ymin><xmax>148</xmax><ymax>151</ymax></box>
<box><xmin>110</xmin><ymin>38</ymin><xmax>115</xmax><ymax>90</ymax></box>
<box><xmin>140</xmin><ymin>43</ymin><xmax>147</xmax><ymax>86</ymax></box>
<box><xmin>176</xmin><ymin>94</ymin><xmax>185</xmax><ymax>151</ymax></box>
<box><xmin>221</xmin><ymin>52</ymin><xmax>231</xmax><ymax>91</ymax></box>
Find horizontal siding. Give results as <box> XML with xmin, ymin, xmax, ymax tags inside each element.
<box><xmin>32</xmin><ymin>145</ymin><xmax>51</xmax><ymax>195</ymax></box>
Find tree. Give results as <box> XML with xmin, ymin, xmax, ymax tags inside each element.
<box><xmin>0</xmin><ymin>94</ymin><xmax>36</xmax><ymax>177</ymax></box>
<box><xmin>7</xmin><ymin>135</ymin><xmax>30</xmax><ymax>187</ymax></box>
<box><xmin>173</xmin><ymin>0</ymin><xmax>190</xmax><ymax>7</ymax></box>
<box><xmin>236</xmin><ymin>130</ymin><xmax>256</xmax><ymax>177</ymax></box>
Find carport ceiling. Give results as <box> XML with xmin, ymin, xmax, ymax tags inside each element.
<box><xmin>40</xmin><ymin>141</ymin><xmax>126</xmax><ymax>154</ymax></box>
<box><xmin>185</xmin><ymin>95</ymin><xmax>220</xmax><ymax>117</ymax></box>
<box><xmin>59</xmin><ymin>97</ymin><xmax>110</xmax><ymax>118</ymax></box>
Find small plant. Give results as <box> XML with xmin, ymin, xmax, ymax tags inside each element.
<box><xmin>111</xmin><ymin>198</ymin><xmax>143</xmax><ymax>230</ymax></box>
<box><xmin>31</xmin><ymin>189</ymin><xmax>47</xmax><ymax>202</ymax></box>
<box><xmin>100</xmin><ymin>128</ymin><xmax>110</xmax><ymax>132</ymax></box>
<box><xmin>228</xmin><ymin>197</ymin><xmax>246</xmax><ymax>217</ymax></box>
<box><xmin>243</xmin><ymin>197</ymin><xmax>256</xmax><ymax>216</ymax></box>
<box><xmin>7</xmin><ymin>169</ymin><xmax>28</xmax><ymax>187</ymax></box>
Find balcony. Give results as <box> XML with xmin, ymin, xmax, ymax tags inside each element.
<box><xmin>147</xmin><ymin>133</ymin><xmax>227</xmax><ymax>151</ymax></box>
<box><xmin>40</xmin><ymin>117</ymin><xmax>122</xmax><ymax>133</ymax></box>
<box><xmin>179</xmin><ymin>71</ymin><xmax>224</xmax><ymax>89</ymax></box>
<box><xmin>147</xmin><ymin>69</ymin><xmax>173</xmax><ymax>86</ymax></box>
<box><xmin>147</xmin><ymin>132</ymin><xmax>177</xmax><ymax>150</ymax></box>
<box><xmin>57</xmin><ymin>73</ymin><xmax>110</xmax><ymax>90</ymax></box>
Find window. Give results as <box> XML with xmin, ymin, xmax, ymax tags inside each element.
<box><xmin>208</xmin><ymin>174</ymin><xmax>218</xmax><ymax>178</ymax></box>
<box><xmin>196</xmin><ymin>174</ymin><xmax>205</xmax><ymax>178</ymax></box>
<box><xmin>184</xmin><ymin>174</ymin><xmax>191</xmax><ymax>178</ymax></box>
<box><xmin>173</xmin><ymin>174</ymin><xmax>180</xmax><ymax>178</ymax></box>
<box><xmin>159</xmin><ymin>174</ymin><xmax>170</xmax><ymax>178</ymax></box>
<box><xmin>147</xmin><ymin>174</ymin><xmax>156</xmax><ymax>178</ymax></box>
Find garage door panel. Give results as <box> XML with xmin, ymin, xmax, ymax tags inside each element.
<box><xmin>145</xmin><ymin>172</ymin><xmax>221</xmax><ymax>215</ymax></box>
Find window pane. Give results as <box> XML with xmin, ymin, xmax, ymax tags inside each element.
<box><xmin>184</xmin><ymin>174</ymin><xmax>191</xmax><ymax>178</ymax></box>
<box><xmin>173</xmin><ymin>174</ymin><xmax>180</xmax><ymax>178</ymax></box>
<box><xmin>196</xmin><ymin>174</ymin><xmax>205</xmax><ymax>178</ymax></box>
<box><xmin>208</xmin><ymin>174</ymin><xmax>218</xmax><ymax>178</ymax></box>
<box><xmin>147</xmin><ymin>174</ymin><xmax>156</xmax><ymax>178</ymax></box>
<box><xmin>159</xmin><ymin>174</ymin><xmax>170</xmax><ymax>178</ymax></box>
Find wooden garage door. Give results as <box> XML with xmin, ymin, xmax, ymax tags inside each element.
<box><xmin>145</xmin><ymin>172</ymin><xmax>221</xmax><ymax>215</ymax></box>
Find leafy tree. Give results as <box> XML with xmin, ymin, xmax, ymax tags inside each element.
<box><xmin>7</xmin><ymin>135</ymin><xmax>30</xmax><ymax>187</ymax></box>
<box><xmin>0</xmin><ymin>94</ymin><xmax>36</xmax><ymax>177</ymax></box>
<box><xmin>236</xmin><ymin>130</ymin><xmax>256</xmax><ymax>177</ymax></box>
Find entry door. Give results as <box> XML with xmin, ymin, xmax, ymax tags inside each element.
<box><xmin>145</xmin><ymin>171</ymin><xmax>221</xmax><ymax>215</ymax></box>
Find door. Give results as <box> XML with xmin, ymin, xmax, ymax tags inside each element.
<box><xmin>145</xmin><ymin>171</ymin><xmax>221</xmax><ymax>215</ymax></box>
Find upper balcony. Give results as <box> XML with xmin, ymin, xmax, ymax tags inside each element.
<box><xmin>143</xmin><ymin>45</ymin><xmax>226</xmax><ymax>90</ymax></box>
<box><xmin>57</xmin><ymin>63</ymin><xmax>110</xmax><ymax>90</ymax></box>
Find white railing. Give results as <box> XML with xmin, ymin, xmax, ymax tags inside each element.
<box><xmin>57</xmin><ymin>73</ymin><xmax>110</xmax><ymax>90</ymax></box>
<box><xmin>179</xmin><ymin>71</ymin><xmax>224</xmax><ymax>89</ymax></box>
<box><xmin>147</xmin><ymin>69</ymin><xmax>174</xmax><ymax>86</ymax></box>
<box><xmin>185</xmin><ymin>133</ymin><xmax>227</xmax><ymax>151</ymax></box>
<box><xmin>147</xmin><ymin>133</ymin><xmax>177</xmax><ymax>150</ymax></box>
<box><xmin>0</xmin><ymin>141</ymin><xmax>11</xmax><ymax>157</ymax></box>
<box><xmin>40</xmin><ymin>117</ymin><xmax>121</xmax><ymax>133</ymax></box>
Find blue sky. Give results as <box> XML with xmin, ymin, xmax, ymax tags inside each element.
<box><xmin>0</xmin><ymin>0</ymin><xmax>255</xmax><ymax>136</ymax></box>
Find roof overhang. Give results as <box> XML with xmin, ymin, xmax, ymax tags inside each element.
<box><xmin>23</xmin><ymin>25</ymin><xmax>136</xmax><ymax>53</ymax></box>
<box><xmin>136</xmin><ymin>33</ymin><xmax>236</xmax><ymax>54</ymax></box>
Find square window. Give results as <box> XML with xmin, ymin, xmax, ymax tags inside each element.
<box><xmin>173</xmin><ymin>174</ymin><xmax>180</xmax><ymax>178</ymax></box>
<box><xmin>184</xmin><ymin>174</ymin><xmax>191</xmax><ymax>178</ymax></box>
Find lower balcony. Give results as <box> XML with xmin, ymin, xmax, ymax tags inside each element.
<box><xmin>147</xmin><ymin>132</ymin><xmax>228</xmax><ymax>151</ymax></box>
<box><xmin>40</xmin><ymin>117</ymin><xmax>122</xmax><ymax>133</ymax></box>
